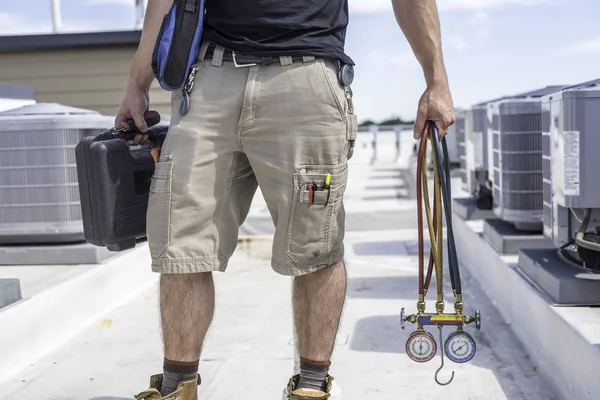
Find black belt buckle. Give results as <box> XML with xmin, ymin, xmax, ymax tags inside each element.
<box><xmin>338</xmin><ymin>63</ymin><xmax>354</xmax><ymax>87</ymax></box>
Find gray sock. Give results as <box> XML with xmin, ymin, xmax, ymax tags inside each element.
<box><xmin>297</xmin><ymin>358</ymin><xmax>330</xmax><ymax>392</ymax></box>
<box><xmin>161</xmin><ymin>358</ymin><xmax>199</xmax><ymax>396</ymax></box>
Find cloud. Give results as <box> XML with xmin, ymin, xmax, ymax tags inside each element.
<box><xmin>388</xmin><ymin>52</ymin><xmax>418</xmax><ymax>66</ymax></box>
<box><xmin>439</xmin><ymin>0</ymin><xmax>545</xmax><ymax>11</ymax></box>
<box><xmin>448</xmin><ymin>35</ymin><xmax>468</xmax><ymax>50</ymax></box>
<box><xmin>470</xmin><ymin>55</ymin><xmax>505</xmax><ymax>66</ymax></box>
<box><xmin>349</xmin><ymin>0</ymin><xmax>547</xmax><ymax>13</ymax></box>
<box><xmin>87</xmin><ymin>0</ymin><xmax>136</xmax><ymax>5</ymax></box>
<box><xmin>0</xmin><ymin>12</ymin><xmax>50</xmax><ymax>35</ymax></box>
<box><xmin>0</xmin><ymin>12</ymin><xmax>106</xmax><ymax>36</ymax></box>
<box><xmin>467</xmin><ymin>10</ymin><xmax>493</xmax><ymax>38</ymax></box>
<box><xmin>368</xmin><ymin>49</ymin><xmax>419</xmax><ymax>69</ymax></box>
<box><xmin>348</xmin><ymin>0</ymin><xmax>391</xmax><ymax>13</ymax></box>
<box><xmin>567</xmin><ymin>37</ymin><xmax>600</xmax><ymax>54</ymax></box>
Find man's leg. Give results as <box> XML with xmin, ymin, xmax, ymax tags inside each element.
<box><xmin>158</xmin><ymin>272</ymin><xmax>215</xmax><ymax>395</ymax></box>
<box><xmin>242</xmin><ymin>56</ymin><xmax>358</xmax><ymax>397</ymax></box>
<box><xmin>293</xmin><ymin>260</ymin><xmax>347</xmax><ymax>390</ymax></box>
<box><xmin>139</xmin><ymin>46</ymin><xmax>259</xmax><ymax>399</ymax></box>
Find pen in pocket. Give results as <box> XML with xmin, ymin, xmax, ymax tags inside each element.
<box><xmin>324</xmin><ymin>173</ymin><xmax>331</xmax><ymax>205</ymax></box>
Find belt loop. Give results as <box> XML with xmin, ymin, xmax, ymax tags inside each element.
<box><xmin>279</xmin><ymin>56</ymin><xmax>293</xmax><ymax>66</ymax></box>
<box><xmin>302</xmin><ymin>56</ymin><xmax>315</xmax><ymax>63</ymax></box>
<box><xmin>198</xmin><ymin>42</ymin><xmax>209</xmax><ymax>62</ymax></box>
<box><xmin>211</xmin><ymin>46</ymin><xmax>225</xmax><ymax>67</ymax></box>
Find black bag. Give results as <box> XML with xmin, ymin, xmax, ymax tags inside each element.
<box><xmin>152</xmin><ymin>0</ymin><xmax>206</xmax><ymax>91</ymax></box>
<box><xmin>75</xmin><ymin>125</ymin><xmax>168</xmax><ymax>251</ymax></box>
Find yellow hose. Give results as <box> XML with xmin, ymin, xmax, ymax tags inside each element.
<box><xmin>420</xmin><ymin>134</ymin><xmax>444</xmax><ymax>291</ymax></box>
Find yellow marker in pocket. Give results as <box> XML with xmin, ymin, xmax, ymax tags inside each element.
<box><xmin>324</xmin><ymin>173</ymin><xmax>331</xmax><ymax>205</ymax></box>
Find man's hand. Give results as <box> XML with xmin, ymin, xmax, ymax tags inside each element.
<box><xmin>414</xmin><ymin>82</ymin><xmax>456</xmax><ymax>140</ymax></box>
<box><xmin>115</xmin><ymin>82</ymin><xmax>150</xmax><ymax>145</ymax></box>
<box><xmin>391</xmin><ymin>0</ymin><xmax>456</xmax><ymax>139</ymax></box>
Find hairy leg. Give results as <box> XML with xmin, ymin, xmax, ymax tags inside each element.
<box><xmin>160</xmin><ymin>272</ymin><xmax>215</xmax><ymax>361</ymax></box>
<box><xmin>293</xmin><ymin>260</ymin><xmax>347</xmax><ymax>362</ymax></box>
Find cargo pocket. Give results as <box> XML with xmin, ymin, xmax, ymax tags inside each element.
<box><xmin>285</xmin><ymin>163</ymin><xmax>348</xmax><ymax>264</ymax></box>
<box><xmin>147</xmin><ymin>155</ymin><xmax>173</xmax><ymax>259</ymax></box>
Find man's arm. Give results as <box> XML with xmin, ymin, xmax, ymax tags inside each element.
<box><xmin>116</xmin><ymin>0</ymin><xmax>173</xmax><ymax>133</ymax></box>
<box><xmin>129</xmin><ymin>0</ymin><xmax>174</xmax><ymax>91</ymax></box>
<box><xmin>392</xmin><ymin>0</ymin><xmax>455</xmax><ymax>138</ymax></box>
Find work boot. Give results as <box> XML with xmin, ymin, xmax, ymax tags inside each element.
<box><xmin>282</xmin><ymin>374</ymin><xmax>342</xmax><ymax>399</ymax></box>
<box><xmin>134</xmin><ymin>374</ymin><xmax>201</xmax><ymax>400</ymax></box>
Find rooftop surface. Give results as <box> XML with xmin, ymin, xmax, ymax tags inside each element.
<box><xmin>0</xmin><ymin>131</ymin><xmax>558</xmax><ymax>399</ymax></box>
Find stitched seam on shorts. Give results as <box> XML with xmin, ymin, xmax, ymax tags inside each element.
<box><xmin>285</xmin><ymin>174</ymin><xmax>300</xmax><ymax>262</ymax></box>
<box><xmin>153</xmin><ymin>256</ymin><xmax>229</xmax><ymax>263</ymax></box>
<box><xmin>231</xmin><ymin>175</ymin><xmax>248</xmax><ymax>185</ymax></box>
<box><xmin>324</xmin><ymin>199</ymin><xmax>333</xmax><ymax>255</ymax></box>
<box><xmin>325</xmin><ymin>195</ymin><xmax>344</xmax><ymax>252</ymax></box>
<box><xmin>217</xmin><ymin>155</ymin><xmax>237</xmax><ymax>259</ymax></box>
<box><xmin>166</xmin><ymin>176</ymin><xmax>172</xmax><ymax>258</ymax></box>
<box><xmin>231</xmin><ymin>155</ymin><xmax>250</xmax><ymax>185</ymax></box>
<box><xmin>150</xmin><ymin>161</ymin><xmax>173</xmax><ymax>259</ymax></box>
<box><xmin>317</xmin><ymin>59</ymin><xmax>346</xmax><ymax>122</ymax></box>
<box><xmin>152</xmin><ymin>256</ymin><xmax>229</xmax><ymax>274</ymax></box>
<box><xmin>247</xmin><ymin>66</ymin><xmax>264</xmax><ymax>134</ymax></box>
<box><xmin>273</xmin><ymin>246</ymin><xmax>344</xmax><ymax>274</ymax></box>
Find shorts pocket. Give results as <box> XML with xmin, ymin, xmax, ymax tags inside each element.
<box><xmin>146</xmin><ymin>155</ymin><xmax>173</xmax><ymax>259</ymax></box>
<box><xmin>285</xmin><ymin>163</ymin><xmax>348</xmax><ymax>264</ymax></box>
<box><xmin>317</xmin><ymin>59</ymin><xmax>346</xmax><ymax>120</ymax></box>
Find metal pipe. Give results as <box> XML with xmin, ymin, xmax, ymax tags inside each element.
<box><xmin>51</xmin><ymin>0</ymin><xmax>62</xmax><ymax>33</ymax></box>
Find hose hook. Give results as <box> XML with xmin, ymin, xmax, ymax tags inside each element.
<box><xmin>434</xmin><ymin>326</ymin><xmax>454</xmax><ymax>386</ymax></box>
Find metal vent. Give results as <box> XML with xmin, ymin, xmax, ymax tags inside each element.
<box><xmin>542</xmin><ymin>80</ymin><xmax>600</xmax><ymax>246</ymax></box>
<box><xmin>490</xmin><ymin>86</ymin><xmax>566</xmax><ymax>230</ymax></box>
<box><xmin>443</xmin><ymin>108</ymin><xmax>462</xmax><ymax>166</ymax></box>
<box><xmin>0</xmin><ymin>103</ymin><xmax>114</xmax><ymax>244</ymax></box>
<box><xmin>541</xmin><ymin>102</ymin><xmax>553</xmax><ymax>239</ymax></box>
<box><xmin>464</xmin><ymin>105</ymin><xmax>490</xmax><ymax>196</ymax></box>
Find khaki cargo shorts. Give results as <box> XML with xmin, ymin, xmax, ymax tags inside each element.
<box><xmin>146</xmin><ymin>43</ymin><xmax>358</xmax><ymax>276</ymax></box>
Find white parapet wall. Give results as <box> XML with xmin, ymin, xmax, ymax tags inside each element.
<box><xmin>453</xmin><ymin>213</ymin><xmax>600</xmax><ymax>400</ymax></box>
<box><xmin>0</xmin><ymin>244</ymin><xmax>158</xmax><ymax>385</ymax></box>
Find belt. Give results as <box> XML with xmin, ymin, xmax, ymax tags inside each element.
<box><xmin>203</xmin><ymin>44</ymin><xmax>316</xmax><ymax>67</ymax></box>
<box><xmin>201</xmin><ymin>43</ymin><xmax>354</xmax><ymax>88</ymax></box>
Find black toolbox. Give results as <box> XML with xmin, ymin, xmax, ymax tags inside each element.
<box><xmin>75</xmin><ymin>125</ymin><xmax>168</xmax><ymax>252</ymax></box>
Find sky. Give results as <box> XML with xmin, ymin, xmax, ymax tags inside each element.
<box><xmin>1</xmin><ymin>0</ymin><xmax>599</xmax><ymax>123</ymax></box>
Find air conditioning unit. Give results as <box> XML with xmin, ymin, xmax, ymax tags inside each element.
<box><xmin>542</xmin><ymin>79</ymin><xmax>600</xmax><ymax>272</ymax></box>
<box><xmin>445</xmin><ymin>108</ymin><xmax>463</xmax><ymax>166</ymax></box>
<box><xmin>427</xmin><ymin>108</ymin><xmax>463</xmax><ymax>171</ymax></box>
<box><xmin>464</xmin><ymin>101</ymin><xmax>495</xmax><ymax>209</ymax></box>
<box><xmin>457</xmin><ymin>109</ymin><xmax>467</xmax><ymax>191</ymax></box>
<box><xmin>489</xmin><ymin>85</ymin><xmax>566</xmax><ymax>231</ymax></box>
<box><xmin>0</xmin><ymin>103</ymin><xmax>114</xmax><ymax>244</ymax></box>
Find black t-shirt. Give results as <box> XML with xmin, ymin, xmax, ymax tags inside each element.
<box><xmin>202</xmin><ymin>0</ymin><xmax>354</xmax><ymax>65</ymax></box>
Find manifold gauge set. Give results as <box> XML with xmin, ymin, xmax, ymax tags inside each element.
<box><xmin>400</xmin><ymin>122</ymin><xmax>482</xmax><ymax>385</ymax></box>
